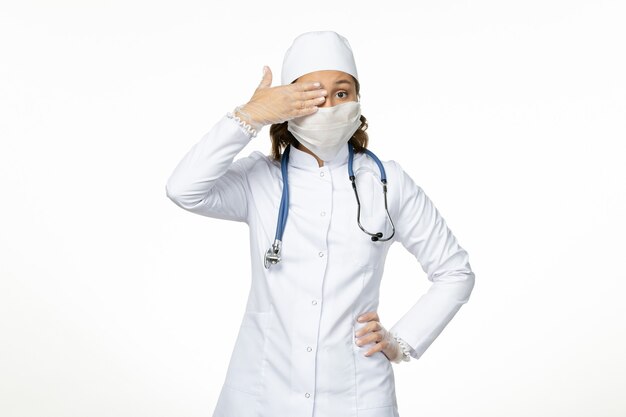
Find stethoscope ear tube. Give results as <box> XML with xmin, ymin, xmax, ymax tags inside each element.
<box><xmin>349</xmin><ymin>143</ymin><xmax>395</xmax><ymax>242</ymax></box>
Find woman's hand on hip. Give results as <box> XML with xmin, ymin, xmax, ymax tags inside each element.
<box><xmin>355</xmin><ymin>310</ymin><xmax>402</xmax><ymax>362</ymax></box>
<box><xmin>234</xmin><ymin>66</ymin><xmax>328</xmax><ymax>129</ymax></box>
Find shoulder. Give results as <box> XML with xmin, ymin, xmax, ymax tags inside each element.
<box><xmin>357</xmin><ymin>151</ymin><xmax>408</xmax><ymax>179</ymax></box>
<box><xmin>355</xmin><ymin>151</ymin><xmax>423</xmax><ymax>201</ymax></box>
<box><xmin>376</xmin><ymin>157</ymin><xmax>425</xmax><ymax>206</ymax></box>
<box><xmin>355</xmin><ymin>149</ymin><xmax>421</xmax><ymax>181</ymax></box>
<box><xmin>363</xmin><ymin>155</ymin><xmax>422</xmax><ymax>191</ymax></box>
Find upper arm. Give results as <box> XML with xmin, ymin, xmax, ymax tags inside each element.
<box><xmin>391</xmin><ymin>161</ymin><xmax>475</xmax><ymax>285</ymax></box>
<box><xmin>165</xmin><ymin>114</ymin><xmax>263</xmax><ymax>223</ymax></box>
<box><xmin>166</xmin><ymin>152</ymin><xmax>263</xmax><ymax>223</ymax></box>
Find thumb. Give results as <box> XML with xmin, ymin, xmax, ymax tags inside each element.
<box><xmin>258</xmin><ymin>65</ymin><xmax>272</xmax><ymax>89</ymax></box>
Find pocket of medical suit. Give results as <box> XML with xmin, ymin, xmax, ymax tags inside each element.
<box><xmin>223</xmin><ymin>311</ymin><xmax>271</xmax><ymax>396</ymax></box>
<box><xmin>348</xmin><ymin>212</ymin><xmax>385</xmax><ymax>270</ymax></box>
<box><xmin>349</xmin><ymin>167</ymin><xmax>391</xmax><ymax>270</ymax></box>
<box><xmin>352</xmin><ymin>322</ymin><xmax>395</xmax><ymax>409</ymax></box>
<box><xmin>353</xmin><ymin>165</ymin><xmax>390</xmax><ymax>228</ymax></box>
<box><xmin>316</xmin><ymin>329</ymin><xmax>356</xmax><ymax>398</ymax></box>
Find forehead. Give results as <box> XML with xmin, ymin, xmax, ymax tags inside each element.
<box><xmin>296</xmin><ymin>70</ymin><xmax>354</xmax><ymax>86</ymax></box>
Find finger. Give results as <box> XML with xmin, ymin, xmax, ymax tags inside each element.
<box><xmin>358</xmin><ymin>329</ymin><xmax>382</xmax><ymax>346</ymax></box>
<box><xmin>355</xmin><ymin>321</ymin><xmax>375</xmax><ymax>337</ymax></box>
<box><xmin>357</xmin><ymin>335</ymin><xmax>375</xmax><ymax>347</ymax></box>
<box><xmin>356</xmin><ymin>312</ymin><xmax>369</xmax><ymax>323</ymax></box>
<box><xmin>364</xmin><ymin>342</ymin><xmax>384</xmax><ymax>357</ymax></box>
<box><xmin>296</xmin><ymin>88</ymin><xmax>328</xmax><ymax>101</ymax></box>
<box><xmin>291</xmin><ymin>105</ymin><xmax>319</xmax><ymax>118</ymax></box>
<box><xmin>258</xmin><ymin>65</ymin><xmax>272</xmax><ymax>89</ymax></box>
<box><xmin>294</xmin><ymin>95</ymin><xmax>326</xmax><ymax>111</ymax></box>
<box><xmin>357</xmin><ymin>311</ymin><xmax>376</xmax><ymax>323</ymax></box>
<box><xmin>356</xmin><ymin>320</ymin><xmax>381</xmax><ymax>337</ymax></box>
<box><xmin>292</xmin><ymin>81</ymin><xmax>323</xmax><ymax>92</ymax></box>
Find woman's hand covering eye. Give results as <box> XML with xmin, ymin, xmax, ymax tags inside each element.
<box><xmin>234</xmin><ymin>66</ymin><xmax>328</xmax><ymax>130</ymax></box>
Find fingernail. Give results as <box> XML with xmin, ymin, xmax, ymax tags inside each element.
<box><xmin>263</xmin><ymin>66</ymin><xmax>267</xmax><ymax>74</ymax></box>
<box><xmin>313</xmin><ymin>82</ymin><xmax>320</xmax><ymax>87</ymax></box>
<box><xmin>357</xmin><ymin>316</ymin><xmax>364</xmax><ymax>322</ymax></box>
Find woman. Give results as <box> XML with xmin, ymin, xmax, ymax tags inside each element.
<box><xmin>166</xmin><ymin>31</ymin><xmax>475</xmax><ymax>417</ymax></box>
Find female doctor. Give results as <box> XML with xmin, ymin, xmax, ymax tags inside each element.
<box><xmin>166</xmin><ymin>31</ymin><xmax>475</xmax><ymax>417</ymax></box>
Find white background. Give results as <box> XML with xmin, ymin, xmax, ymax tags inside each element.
<box><xmin>1</xmin><ymin>1</ymin><xmax>625</xmax><ymax>416</ymax></box>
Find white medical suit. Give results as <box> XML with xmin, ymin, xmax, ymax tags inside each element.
<box><xmin>165</xmin><ymin>113</ymin><xmax>476</xmax><ymax>417</ymax></box>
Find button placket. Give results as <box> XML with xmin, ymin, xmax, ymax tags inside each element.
<box><xmin>277</xmin><ymin>159</ymin><xmax>332</xmax><ymax>412</ymax></box>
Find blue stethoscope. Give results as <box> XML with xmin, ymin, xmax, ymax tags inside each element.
<box><xmin>264</xmin><ymin>142</ymin><xmax>396</xmax><ymax>269</ymax></box>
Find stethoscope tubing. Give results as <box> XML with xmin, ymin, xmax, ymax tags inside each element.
<box><xmin>265</xmin><ymin>142</ymin><xmax>395</xmax><ymax>269</ymax></box>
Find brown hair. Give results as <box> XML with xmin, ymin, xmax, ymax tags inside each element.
<box><xmin>268</xmin><ymin>76</ymin><xmax>369</xmax><ymax>160</ymax></box>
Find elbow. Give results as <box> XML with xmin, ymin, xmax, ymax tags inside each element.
<box><xmin>165</xmin><ymin>179</ymin><xmax>190</xmax><ymax>208</ymax></box>
<box><xmin>164</xmin><ymin>179</ymin><xmax>210</xmax><ymax>212</ymax></box>
<box><xmin>458</xmin><ymin>270</ymin><xmax>475</xmax><ymax>304</ymax></box>
<box><xmin>165</xmin><ymin>181</ymin><xmax>180</xmax><ymax>204</ymax></box>
<box><xmin>431</xmin><ymin>269</ymin><xmax>475</xmax><ymax>304</ymax></box>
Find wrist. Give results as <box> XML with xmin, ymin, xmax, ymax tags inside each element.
<box><xmin>227</xmin><ymin>105</ymin><xmax>259</xmax><ymax>138</ymax></box>
<box><xmin>391</xmin><ymin>332</ymin><xmax>411</xmax><ymax>363</ymax></box>
<box><xmin>235</xmin><ymin>104</ymin><xmax>264</xmax><ymax>131</ymax></box>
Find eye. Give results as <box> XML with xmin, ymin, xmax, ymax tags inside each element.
<box><xmin>336</xmin><ymin>91</ymin><xmax>348</xmax><ymax>99</ymax></box>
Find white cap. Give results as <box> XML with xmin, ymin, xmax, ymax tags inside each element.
<box><xmin>281</xmin><ymin>31</ymin><xmax>358</xmax><ymax>86</ymax></box>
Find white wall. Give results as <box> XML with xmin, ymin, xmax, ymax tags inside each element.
<box><xmin>1</xmin><ymin>1</ymin><xmax>624</xmax><ymax>416</ymax></box>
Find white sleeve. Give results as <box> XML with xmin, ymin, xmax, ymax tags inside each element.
<box><xmin>389</xmin><ymin>334</ymin><xmax>415</xmax><ymax>364</ymax></box>
<box><xmin>388</xmin><ymin>161</ymin><xmax>476</xmax><ymax>360</ymax></box>
<box><xmin>165</xmin><ymin>114</ymin><xmax>259</xmax><ymax>222</ymax></box>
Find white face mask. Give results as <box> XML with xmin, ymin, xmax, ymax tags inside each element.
<box><xmin>287</xmin><ymin>101</ymin><xmax>362</xmax><ymax>162</ymax></box>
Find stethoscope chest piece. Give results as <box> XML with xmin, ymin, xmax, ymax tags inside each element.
<box><xmin>264</xmin><ymin>240</ymin><xmax>282</xmax><ymax>269</ymax></box>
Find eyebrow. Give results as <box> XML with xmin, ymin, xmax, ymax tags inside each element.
<box><xmin>334</xmin><ymin>79</ymin><xmax>353</xmax><ymax>86</ymax></box>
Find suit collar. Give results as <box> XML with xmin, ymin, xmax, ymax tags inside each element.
<box><xmin>288</xmin><ymin>142</ymin><xmax>350</xmax><ymax>170</ymax></box>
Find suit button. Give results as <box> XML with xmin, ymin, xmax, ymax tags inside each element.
<box><xmin>319</xmin><ymin>172</ymin><xmax>324</xmax><ymax>177</ymax></box>
<box><xmin>305</xmin><ymin>392</ymin><xmax>311</xmax><ymax>398</ymax></box>
<box><xmin>306</xmin><ymin>346</ymin><xmax>312</xmax><ymax>352</ymax></box>
<box><xmin>311</xmin><ymin>300</ymin><xmax>317</xmax><ymax>305</ymax></box>
<box><xmin>318</xmin><ymin>252</ymin><xmax>324</xmax><ymax>257</ymax></box>
<box><xmin>320</xmin><ymin>211</ymin><xmax>326</xmax><ymax>216</ymax></box>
